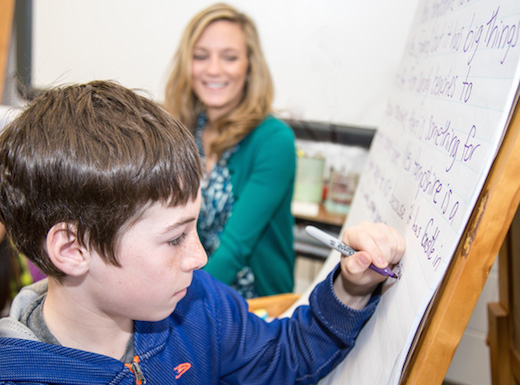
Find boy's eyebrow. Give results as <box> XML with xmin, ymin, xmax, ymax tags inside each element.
<box><xmin>160</xmin><ymin>217</ymin><xmax>197</xmax><ymax>234</ymax></box>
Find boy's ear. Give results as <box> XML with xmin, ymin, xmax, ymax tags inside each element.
<box><xmin>46</xmin><ymin>222</ymin><xmax>90</xmax><ymax>277</ymax></box>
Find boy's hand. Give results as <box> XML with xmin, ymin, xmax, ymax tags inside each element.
<box><xmin>333</xmin><ymin>221</ymin><xmax>405</xmax><ymax>310</ymax></box>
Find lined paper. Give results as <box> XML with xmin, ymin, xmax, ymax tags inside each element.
<box><xmin>285</xmin><ymin>1</ymin><xmax>520</xmax><ymax>383</ymax></box>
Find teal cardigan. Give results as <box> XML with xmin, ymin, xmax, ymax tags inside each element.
<box><xmin>203</xmin><ymin>115</ymin><xmax>296</xmax><ymax>296</ymax></box>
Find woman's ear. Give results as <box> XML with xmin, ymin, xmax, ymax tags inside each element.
<box><xmin>46</xmin><ymin>223</ymin><xmax>90</xmax><ymax>277</ymax></box>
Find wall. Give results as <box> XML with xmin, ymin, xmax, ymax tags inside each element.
<box><xmin>445</xmin><ymin>260</ymin><xmax>499</xmax><ymax>385</ymax></box>
<box><xmin>32</xmin><ymin>0</ymin><xmax>418</xmax><ymax>128</ymax></box>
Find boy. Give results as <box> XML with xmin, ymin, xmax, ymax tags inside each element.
<box><xmin>0</xmin><ymin>81</ymin><xmax>404</xmax><ymax>384</ymax></box>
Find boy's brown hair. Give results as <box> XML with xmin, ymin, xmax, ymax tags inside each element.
<box><xmin>0</xmin><ymin>80</ymin><xmax>202</xmax><ymax>277</ymax></box>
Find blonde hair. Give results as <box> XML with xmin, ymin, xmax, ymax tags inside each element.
<box><xmin>164</xmin><ymin>3</ymin><xmax>273</xmax><ymax>158</ymax></box>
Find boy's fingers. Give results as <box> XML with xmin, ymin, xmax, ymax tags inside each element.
<box><xmin>343</xmin><ymin>251</ymin><xmax>372</xmax><ymax>275</ymax></box>
<box><xmin>343</xmin><ymin>222</ymin><xmax>405</xmax><ymax>268</ymax></box>
<box><xmin>343</xmin><ymin>230</ymin><xmax>386</xmax><ymax>268</ymax></box>
<box><xmin>390</xmin><ymin>226</ymin><xmax>407</xmax><ymax>263</ymax></box>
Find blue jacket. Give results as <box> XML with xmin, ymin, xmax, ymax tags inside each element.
<box><xmin>0</xmin><ymin>267</ymin><xmax>379</xmax><ymax>384</ymax></box>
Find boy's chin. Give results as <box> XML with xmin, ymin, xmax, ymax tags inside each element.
<box><xmin>134</xmin><ymin>304</ymin><xmax>180</xmax><ymax>323</ymax></box>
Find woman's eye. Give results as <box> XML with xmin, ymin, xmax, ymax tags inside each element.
<box><xmin>224</xmin><ymin>56</ymin><xmax>238</xmax><ymax>61</ymax></box>
<box><xmin>168</xmin><ymin>233</ymin><xmax>187</xmax><ymax>246</ymax></box>
<box><xmin>193</xmin><ymin>54</ymin><xmax>208</xmax><ymax>61</ymax></box>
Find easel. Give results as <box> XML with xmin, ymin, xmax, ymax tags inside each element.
<box><xmin>399</xmin><ymin>96</ymin><xmax>520</xmax><ymax>383</ymax></box>
<box><xmin>0</xmin><ymin>0</ymin><xmax>15</xmax><ymax>100</ymax></box>
<box><xmin>250</xmin><ymin>95</ymin><xmax>520</xmax><ymax>383</ymax></box>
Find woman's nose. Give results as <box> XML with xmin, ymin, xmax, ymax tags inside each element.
<box><xmin>206</xmin><ymin>56</ymin><xmax>222</xmax><ymax>75</ymax></box>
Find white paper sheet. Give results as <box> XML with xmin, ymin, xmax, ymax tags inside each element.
<box><xmin>285</xmin><ymin>1</ymin><xmax>520</xmax><ymax>383</ymax></box>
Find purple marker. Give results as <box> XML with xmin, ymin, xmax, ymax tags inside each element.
<box><xmin>305</xmin><ymin>225</ymin><xmax>399</xmax><ymax>279</ymax></box>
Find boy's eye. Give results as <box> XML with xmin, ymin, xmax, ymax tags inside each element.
<box><xmin>168</xmin><ymin>233</ymin><xmax>187</xmax><ymax>246</ymax></box>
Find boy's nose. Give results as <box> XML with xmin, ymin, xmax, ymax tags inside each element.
<box><xmin>186</xmin><ymin>236</ymin><xmax>208</xmax><ymax>271</ymax></box>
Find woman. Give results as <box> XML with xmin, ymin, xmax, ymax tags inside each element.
<box><xmin>164</xmin><ymin>3</ymin><xmax>296</xmax><ymax>298</ymax></box>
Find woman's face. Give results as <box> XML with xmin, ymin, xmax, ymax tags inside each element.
<box><xmin>191</xmin><ymin>20</ymin><xmax>249</xmax><ymax>122</ymax></box>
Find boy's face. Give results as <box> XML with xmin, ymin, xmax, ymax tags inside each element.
<box><xmin>85</xmin><ymin>193</ymin><xmax>207</xmax><ymax>322</ymax></box>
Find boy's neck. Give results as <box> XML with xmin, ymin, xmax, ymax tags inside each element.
<box><xmin>44</xmin><ymin>278</ymin><xmax>134</xmax><ymax>360</ymax></box>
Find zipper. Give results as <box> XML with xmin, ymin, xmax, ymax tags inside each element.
<box><xmin>125</xmin><ymin>355</ymin><xmax>147</xmax><ymax>384</ymax></box>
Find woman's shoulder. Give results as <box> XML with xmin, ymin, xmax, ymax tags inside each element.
<box><xmin>234</xmin><ymin>115</ymin><xmax>295</xmax><ymax>159</ymax></box>
<box><xmin>258</xmin><ymin>114</ymin><xmax>291</xmax><ymax>129</ymax></box>
<box><xmin>250</xmin><ymin>115</ymin><xmax>294</xmax><ymax>140</ymax></box>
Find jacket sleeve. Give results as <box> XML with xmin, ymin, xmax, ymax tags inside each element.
<box><xmin>214</xmin><ymin>264</ymin><xmax>380</xmax><ymax>384</ymax></box>
<box><xmin>203</xmin><ymin>120</ymin><xmax>296</xmax><ymax>284</ymax></box>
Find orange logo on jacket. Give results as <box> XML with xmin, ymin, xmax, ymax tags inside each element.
<box><xmin>174</xmin><ymin>363</ymin><xmax>192</xmax><ymax>379</ymax></box>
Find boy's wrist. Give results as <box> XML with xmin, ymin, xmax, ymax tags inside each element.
<box><xmin>332</xmin><ymin>269</ymin><xmax>379</xmax><ymax>310</ymax></box>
